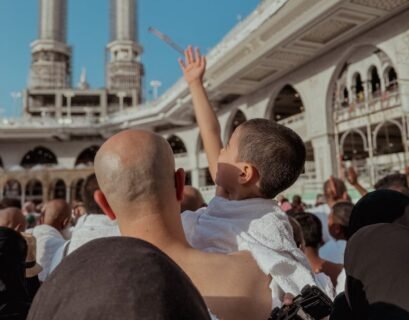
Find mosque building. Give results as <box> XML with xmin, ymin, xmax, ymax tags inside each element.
<box><xmin>1</xmin><ymin>0</ymin><xmax>409</xmax><ymax>204</ymax></box>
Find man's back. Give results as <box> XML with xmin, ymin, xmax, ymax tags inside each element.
<box><xmin>175</xmin><ymin>248</ymin><xmax>272</xmax><ymax>320</ymax></box>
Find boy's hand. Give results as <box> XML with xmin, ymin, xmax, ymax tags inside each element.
<box><xmin>346</xmin><ymin>166</ymin><xmax>358</xmax><ymax>186</ymax></box>
<box><xmin>179</xmin><ymin>46</ymin><xmax>206</xmax><ymax>85</ymax></box>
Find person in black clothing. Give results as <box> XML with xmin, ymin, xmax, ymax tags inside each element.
<box><xmin>0</xmin><ymin>227</ymin><xmax>31</xmax><ymax>320</ymax></box>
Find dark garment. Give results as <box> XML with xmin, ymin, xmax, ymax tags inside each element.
<box><xmin>0</xmin><ymin>227</ymin><xmax>30</xmax><ymax>320</ymax></box>
<box><xmin>347</xmin><ymin>189</ymin><xmax>409</xmax><ymax>239</ymax></box>
<box><xmin>28</xmin><ymin>237</ymin><xmax>211</xmax><ymax>320</ymax></box>
<box><xmin>344</xmin><ymin>223</ymin><xmax>409</xmax><ymax>319</ymax></box>
<box><xmin>330</xmin><ymin>293</ymin><xmax>353</xmax><ymax>320</ymax></box>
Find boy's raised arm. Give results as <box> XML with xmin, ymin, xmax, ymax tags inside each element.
<box><xmin>179</xmin><ymin>46</ymin><xmax>223</xmax><ymax>183</ymax></box>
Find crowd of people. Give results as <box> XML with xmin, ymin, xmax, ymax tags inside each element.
<box><xmin>0</xmin><ymin>47</ymin><xmax>408</xmax><ymax>319</ymax></box>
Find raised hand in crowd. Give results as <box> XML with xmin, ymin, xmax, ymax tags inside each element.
<box><xmin>179</xmin><ymin>46</ymin><xmax>226</xmax><ymax>197</ymax></box>
<box><xmin>345</xmin><ymin>166</ymin><xmax>368</xmax><ymax>197</ymax></box>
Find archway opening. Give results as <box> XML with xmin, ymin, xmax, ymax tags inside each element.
<box><xmin>341</xmin><ymin>131</ymin><xmax>368</xmax><ymax>161</ymax></box>
<box><xmin>353</xmin><ymin>73</ymin><xmax>364</xmax><ymax>102</ymax></box>
<box><xmin>25</xmin><ymin>179</ymin><xmax>43</xmax><ymax>204</ymax></box>
<box><xmin>50</xmin><ymin>179</ymin><xmax>66</xmax><ymax>200</ymax></box>
<box><xmin>75</xmin><ymin>146</ymin><xmax>99</xmax><ymax>167</ymax></box>
<box><xmin>386</xmin><ymin>67</ymin><xmax>398</xmax><ymax>91</ymax></box>
<box><xmin>271</xmin><ymin>85</ymin><xmax>304</xmax><ymax>122</ymax></box>
<box><xmin>3</xmin><ymin>180</ymin><xmax>22</xmax><ymax>199</ymax></box>
<box><xmin>374</xmin><ymin>122</ymin><xmax>404</xmax><ymax>156</ymax></box>
<box><xmin>21</xmin><ymin>146</ymin><xmax>58</xmax><ymax>169</ymax></box>
<box><xmin>70</xmin><ymin>178</ymin><xmax>85</xmax><ymax>202</ymax></box>
<box><xmin>369</xmin><ymin>66</ymin><xmax>381</xmax><ymax>97</ymax></box>
<box><xmin>167</xmin><ymin>135</ymin><xmax>187</xmax><ymax>155</ymax></box>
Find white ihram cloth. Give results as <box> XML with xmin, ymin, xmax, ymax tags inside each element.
<box><xmin>182</xmin><ymin>197</ymin><xmax>320</xmax><ymax>305</ymax></box>
<box><xmin>50</xmin><ymin>214</ymin><xmax>120</xmax><ymax>273</ymax></box>
<box><xmin>32</xmin><ymin>224</ymin><xmax>66</xmax><ymax>281</ymax></box>
<box><xmin>67</xmin><ymin>214</ymin><xmax>120</xmax><ymax>254</ymax></box>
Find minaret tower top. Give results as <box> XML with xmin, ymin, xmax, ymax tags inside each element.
<box><xmin>106</xmin><ymin>0</ymin><xmax>143</xmax><ymax>102</ymax></box>
<box><xmin>29</xmin><ymin>0</ymin><xmax>71</xmax><ymax>89</ymax></box>
<box><xmin>39</xmin><ymin>0</ymin><xmax>67</xmax><ymax>42</ymax></box>
<box><xmin>110</xmin><ymin>0</ymin><xmax>137</xmax><ymax>42</ymax></box>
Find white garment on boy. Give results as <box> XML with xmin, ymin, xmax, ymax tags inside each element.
<box><xmin>182</xmin><ymin>196</ymin><xmax>320</xmax><ymax>306</ymax></box>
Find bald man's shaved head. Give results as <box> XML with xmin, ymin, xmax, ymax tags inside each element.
<box><xmin>0</xmin><ymin>207</ymin><xmax>26</xmax><ymax>232</ymax></box>
<box><xmin>95</xmin><ymin>130</ymin><xmax>177</xmax><ymax>213</ymax></box>
<box><xmin>42</xmin><ymin>199</ymin><xmax>71</xmax><ymax>230</ymax></box>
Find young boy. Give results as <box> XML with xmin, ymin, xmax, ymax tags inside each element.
<box><xmin>179</xmin><ymin>47</ymin><xmax>323</xmax><ymax>304</ymax></box>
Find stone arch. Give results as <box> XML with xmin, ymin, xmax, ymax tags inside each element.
<box><xmin>75</xmin><ymin>145</ymin><xmax>99</xmax><ymax>167</ymax></box>
<box><xmin>373</xmin><ymin>120</ymin><xmax>404</xmax><ymax>155</ymax></box>
<box><xmin>225</xmin><ymin>109</ymin><xmax>247</xmax><ymax>143</ymax></box>
<box><xmin>167</xmin><ymin>135</ymin><xmax>187</xmax><ymax>155</ymax></box>
<box><xmin>3</xmin><ymin>179</ymin><xmax>22</xmax><ymax>199</ymax></box>
<box><xmin>21</xmin><ymin>146</ymin><xmax>58</xmax><ymax>169</ymax></box>
<box><xmin>49</xmin><ymin>179</ymin><xmax>67</xmax><ymax>200</ymax></box>
<box><xmin>340</xmin><ymin>129</ymin><xmax>369</xmax><ymax>161</ymax></box>
<box><xmin>25</xmin><ymin>179</ymin><xmax>43</xmax><ymax>204</ymax></box>
<box><xmin>270</xmin><ymin>85</ymin><xmax>304</xmax><ymax>122</ymax></box>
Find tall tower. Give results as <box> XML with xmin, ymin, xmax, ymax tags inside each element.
<box><xmin>107</xmin><ymin>0</ymin><xmax>143</xmax><ymax>101</ymax></box>
<box><xmin>29</xmin><ymin>0</ymin><xmax>71</xmax><ymax>89</ymax></box>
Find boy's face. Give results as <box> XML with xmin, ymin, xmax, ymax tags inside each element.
<box><xmin>215</xmin><ymin>127</ymin><xmax>242</xmax><ymax>191</ymax></box>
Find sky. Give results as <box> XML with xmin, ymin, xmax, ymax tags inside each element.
<box><xmin>0</xmin><ymin>0</ymin><xmax>260</xmax><ymax>117</ymax></box>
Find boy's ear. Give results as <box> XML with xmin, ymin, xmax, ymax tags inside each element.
<box><xmin>94</xmin><ymin>190</ymin><xmax>116</xmax><ymax>220</ymax></box>
<box><xmin>175</xmin><ymin>168</ymin><xmax>185</xmax><ymax>201</ymax></box>
<box><xmin>238</xmin><ymin>163</ymin><xmax>259</xmax><ymax>185</ymax></box>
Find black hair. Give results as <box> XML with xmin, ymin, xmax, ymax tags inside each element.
<box><xmin>238</xmin><ymin>119</ymin><xmax>306</xmax><ymax>198</ymax></box>
<box><xmin>81</xmin><ymin>174</ymin><xmax>104</xmax><ymax>214</ymax></box>
<box><xmin>293</xmin><ymin>212</ymin><xmax>323</xmax><ymax>249</ymax></box>
<box><xmin>0</xmin><ymin>198</ymin><xmax>22</xmax><ymax>210</ymax></box>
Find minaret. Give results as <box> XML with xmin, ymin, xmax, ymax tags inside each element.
<box><xmin>107</xmin><ymin>0</ymin><xmax>143</xmax><ymax>101</ymax></box>
<box><xmin>29</xmin><ymin>0</ymin><xmax>71</xmax><ymax>89</ymax></box>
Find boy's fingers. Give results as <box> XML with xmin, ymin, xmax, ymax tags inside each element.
<box><xmin>184</xmin><ymin>49</ymin><xmax>190</xmax><ymax>64</ymax></box>
<box><xmin>201</xmin><ymin>56</ymin><xmax>206</xmax><ymax>69</ymax></box>
<box><xmin>178</xmin><ymin>58</ymin><xmax>186</xmax><ymax>70</ymax></box>
<box><xmin>187</xmin><ymin>46</ymin><xmax>194</xmax><ymax>64</ymax></box>
<box><xmin>195</xmin><ymin>47</ymin><xmax>201</xmax><ymax>64</ymax></box>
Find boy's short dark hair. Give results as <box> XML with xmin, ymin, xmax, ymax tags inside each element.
<box><xmin>81</xmin><ymin>174</ymin><xmax>104</xmax><ymax>214</ymax></box>
<box><xmin>332</xmin><ymin>201</ymin><xmax>354</xmax><ymax>227</ymax></box>
<box><xmin>238</xmin><ymin>119</ymin><xmax>306</xmax><ymax>198</ymax></box>
<box><xmin>293</xmin><ymin>212</ymin><xmax>323</xmax><ymax>249</ymax></box>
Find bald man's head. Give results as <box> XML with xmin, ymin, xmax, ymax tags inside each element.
<box><xmin>0</xmin><ymin>207</ymin><xmax>26</xmax><ymax>232</ymax></box>
<box><xmin>42</xmin><ymin>200</ymin><xmax>71</xmax><ymax>230</ymax></box>
<box><xmin>95</xmin><ymin>130</ymin><xmax>178</xmax><ymax>214</ymax></box>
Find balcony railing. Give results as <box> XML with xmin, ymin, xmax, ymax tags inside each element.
<box><xmin>335</xmin><ymin>89</ymin><xmax>401</xmax><ymax>123</ymax></box>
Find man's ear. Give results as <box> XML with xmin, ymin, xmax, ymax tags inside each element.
<box><xmin>94</xmin><ymin>190</ymin><xmax>116</xmax><ymax>220</ymax></box>
<box><xmin>61</xmin><ymin>217</ymin><xmax>70</xmax><ymax>229</ymax></box>
<box><xmin>238</xmin><ymin>163</ymin><xmax>259</xmax><ymax>185</ymax></box>
<box><xmin>175</xmin><ymin>168</ymin><xmax>185</xmax><ymax>202</ymax></box>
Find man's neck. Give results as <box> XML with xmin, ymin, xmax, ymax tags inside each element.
<box><xmin>119</xmin><ymin>208</ymin><xmax>190</xmax><ymax>253</ymax></box>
